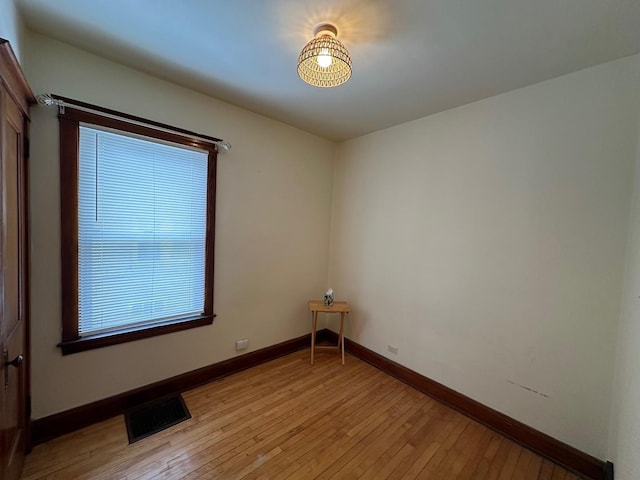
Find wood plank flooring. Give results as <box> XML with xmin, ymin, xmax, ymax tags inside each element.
<box><xmin>22</xmin><ymin>349</ymin><xmax>585</xmax><ymax>479</ymax></box>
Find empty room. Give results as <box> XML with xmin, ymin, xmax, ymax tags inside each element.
<box><xmin>0</xmin><ymin>0</ymin><xmax>639</xmax><ymax>479</ymax></box>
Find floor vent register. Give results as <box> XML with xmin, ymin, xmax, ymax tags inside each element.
<box><xmin>125</xmin><ymin>394</ymin><xmax>191</xmax><ymax>444</ymax></box>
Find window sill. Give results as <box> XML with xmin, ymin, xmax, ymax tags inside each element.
<box><xmin>57</xmin><ymin>314</ymin><xmax>215</xmax><ymax>355</ymax></box>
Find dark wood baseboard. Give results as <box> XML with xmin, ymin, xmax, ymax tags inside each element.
<box><xmin>31</xmin><ymin>332</ymin><xmax>312</xmax><ymax>446</ymax></box>
<box><xmin>323</xmin><ymin>330</ymin><xmax>609</xmax><ymax>480</ymax></box>
<box><xmin>29</xmin><ymin>328</ymin><xmax>613</xmax><ymax>480</ymax></box>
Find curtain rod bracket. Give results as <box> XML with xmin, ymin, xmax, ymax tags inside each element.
<box><xmin>216</xmin><ymin>141</ymin><xmax>231</xmax><ymax>153</ymax></box>
<box><xmin>35</xmin><ymin>93</ymin><xmax>60</xmax><ymax>106</ymax></box>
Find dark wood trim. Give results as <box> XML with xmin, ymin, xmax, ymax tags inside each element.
<box><xmin>22</xmin><ymin>109</ymin><xmax>33</xmax><ymax>456</ymax></box>
<box><xmin>604</xmin><ymin>461</ymin><xmax>614</xmax><ymax>480</ymax></box>
<box><xmin>23</xmin><ymin>117</ymin><xmax>31</xmax><ymax>453</ymax></box>
<box><xmin>60</xmin><ymin>107</ymin><xmax>218</xmax><ymax>153</ymax></box>
<box><xmin>58</xmin><ymin>315</ymin><xmax>215</xmax><ymax>355</ymax></box>
<box><xmin>32</xmin><ymin>332</ymin><xmax>312</xmax><ymax>445</ymax></box>
<box><xmin>323</xmin><ymin>330</ymin><xmax>608</xmax><ymax>480</ymax></box>
<box><xmin>204</xmin><ymin>150</ymin><xmax>217</xmax><ymax>317</ymax></box>
<box><xmin>0</xmin><ymin>39</ymin><xmax>35</xmax><ymax>114</ymax></box>
<box><xmin>59</xmin><ymin>116</ymin><xmax>80</xmax><ymax>343</ymax></box>
<box><xmin>57</xmin><ymin>107</ymin><xmax>218</xmax><ymax>353</ymax></box>
<box><xmin>51</xmin><ymin>94</ymin><xmax>223</xmax><ymax>145</ymax></box>
<box><xmin>32</xmin><ymin>326</ymin><xmax>611</xmax><ymax>480</ymax></box>
<box><xmin>0</xmin><ymin>38</ymin><xmax>35</xmax><ymax>463</ymax></box>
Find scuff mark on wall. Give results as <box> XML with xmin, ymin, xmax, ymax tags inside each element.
<box><xmin>507</xmin><ymin>380</ymin><xmax>550</xmax><ymax>398</ymax></box>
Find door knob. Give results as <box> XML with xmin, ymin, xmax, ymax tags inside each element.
<box><xmin>5</xmin><ymin>354</ymin><xmax>23</xmax><ymax>368</ymax></box>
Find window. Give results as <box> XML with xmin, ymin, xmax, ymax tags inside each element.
<box><xmin>58</xmin><ymin>108</ymin><xmax>217</xmax><ymax>354</ymax></box>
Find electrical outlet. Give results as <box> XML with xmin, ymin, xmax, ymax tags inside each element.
<box><xmin>387</xmin><ymin>344</ymin><xmax>398</xmax><ymax>355</ymax></box>
<box><xmin>235</xmin><ymin>339</ymin><xmax>249</xmax><ymax>351</ymax></box>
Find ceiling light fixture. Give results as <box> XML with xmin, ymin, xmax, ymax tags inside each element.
<box><xmin>297</xmin><ymin>23</ymin><xmax>352</xmax><ymax>88</ymax></box>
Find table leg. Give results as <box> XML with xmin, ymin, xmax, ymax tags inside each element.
<box><xmin>339</xmin><ymin>312</ymin><xmax>345</xmax><ymax>365</ymax></box>
<box><xmin>311</xmin><ymin>310</ymin><xmax>318</xmax><ymax>365</ymax></box>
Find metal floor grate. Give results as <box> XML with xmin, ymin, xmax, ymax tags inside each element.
<box><xmin>125</xmin><ymin>394</ymin><xmax>191</xmax><ymax>444</ymax></box>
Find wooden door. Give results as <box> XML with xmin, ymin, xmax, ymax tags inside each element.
<box><xmin>0</xmin><ymin>39</ymin><xmax>33</xmax><ymax>480</ymax></box>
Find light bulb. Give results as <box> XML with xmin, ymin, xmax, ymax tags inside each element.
<box><xmin>317</xmin><ymin>49</ymin><xmax>332</xmax><ymax>68</ymax></box>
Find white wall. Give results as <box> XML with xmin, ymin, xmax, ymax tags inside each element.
<box><xmin>0</xmin><ymin>0</ymin><xmax>24</xmax><ymax>61</ymax></box>
<box><xmin>24</xmin><ymin>32</ymin><xmax>336</xmax><ymax>418</ymax></box>
<box><xmin>608</xmin><ymin>122</ymin><xmax>640</xmax><ymax>478</ymax></box>
<box><xmin>328</xmin><ymin>54</ymin><xmax>640</xmax><ymax>458</ymax></box>
<box><xmin>21</xmin><ymin>24</ymin><xmax>640</xmax><ymax>465</ymax></box>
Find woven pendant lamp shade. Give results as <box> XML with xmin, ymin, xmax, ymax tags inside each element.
<box><xmin>297</xmin><ymin>24</ymin><xmax>352</xmax><ymax>88</ymax></box>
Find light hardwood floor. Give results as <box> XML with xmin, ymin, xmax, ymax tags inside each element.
<box><xmin>22</xmin><ymin>349</ymin><xmax>583</xmax><ymax>479</ymax></box>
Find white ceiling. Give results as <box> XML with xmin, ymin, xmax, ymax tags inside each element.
<box><xmin>17</xmin><ymin>0</ymin><xmax>640</xmax><ymax>141</ymax></box>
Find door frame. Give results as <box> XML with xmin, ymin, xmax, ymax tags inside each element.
<box><xmin>0</xmin><ymin>38</ymin><xmax>35</xmax><ymax>469</ymax></box>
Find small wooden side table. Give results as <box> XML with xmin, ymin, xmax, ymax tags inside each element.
<box><xmin>308</xmin><ymin>300</ymin><xmax>351</xmax><ymax>365</ymax></box>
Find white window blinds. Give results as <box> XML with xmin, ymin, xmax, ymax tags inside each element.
<box><xmin>78</xmin><ymin>125</ymin><xmax>209</xmax><ymax>336</ymax></box>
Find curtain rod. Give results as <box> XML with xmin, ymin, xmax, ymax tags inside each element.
<box><xmin>35</xmin><ymin>93</ymin><xmax>231</xmax><ymax>153</ymax></box>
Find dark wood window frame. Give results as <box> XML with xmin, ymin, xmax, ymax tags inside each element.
<box><xmin>58</xmin><ymin>107</ymin><xmax>217</xmax><ymax>355</ymax></box>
